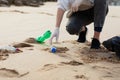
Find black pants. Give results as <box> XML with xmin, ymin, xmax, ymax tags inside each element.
<box><xmin>66</xmin><ymin>0</ymin><xmax>108</xmax><ymax>35</ymax></box>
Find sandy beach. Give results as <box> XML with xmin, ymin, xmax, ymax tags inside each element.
<box><xmin>0</xmin><ymin>2</ymin><xmax>120</xmax><ymax>80</ymax></box>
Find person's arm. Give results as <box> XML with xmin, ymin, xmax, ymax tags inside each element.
<box><xmin>56</xmin><ymin>8</ymin><xmax>65</xmax><ymax>28</ymax></box>
<box><xmin>49</xmin><ymin>8</ymin><xmax>65</xmax><ymax>45</ymax></box>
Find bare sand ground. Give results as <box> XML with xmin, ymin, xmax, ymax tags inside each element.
<box><xmin>0</xmin><ymin>2</ymin><xmax>120</xmax><ymax>80</ymax></box>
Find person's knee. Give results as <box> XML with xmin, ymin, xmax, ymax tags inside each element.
<box><xmin>66</xmin><ymin>16</ymin><xmax>83</xmax><ymax>35</ymax></box>
<box><xmin>66</xmin><ymin>25</ymin><xmax>79</xmax><ymax>35</ymax></box>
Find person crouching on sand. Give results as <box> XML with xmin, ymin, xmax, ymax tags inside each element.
<box><xmin>49</xmin><ymin>0</ymin><xmax>109</xmax><ymax>49</ymax></box>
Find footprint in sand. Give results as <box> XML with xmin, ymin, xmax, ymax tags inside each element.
<box><xmin>40</xmin><ymin>64</ymin><xmax>58</xmax><ymax>72</ymax></box>
<box><xmin>38</xmin><ymin>12</ymin><xmax>54</xmax><ymax>16</ymax></box>
<box><xmin>0</xmin><ymin>53</ymin><xmax>9</xmax><ymax>60</ymax></box>
<box><xmin>0</xmin><ymin>68</ymin><xmax>29</xmax><ymax>78</ymax></box>
<box><xmin>0</xmin><ymin>49</ymin><xmax>11</xmax><ymax>61</ymax></box>
<box><xmin>24</xmin><ymin>37</ymin><xmax>37</xmax><ymax>44</ymax></box>
<box><xmin>92</xmin><ymin>66</ymin><xmax>115</xmax><ymax>79</ymax></box>
<box><xmin>75</xmin><ymin>75</ymin><xmax>88</xmax><ymax>80</ymax></box>
<box><xmin>80</xmin><ymin>47</ymin><xmax>120</xmax><ymax>63</ymax></box>
<box><xmin>92</xmin><ymin>66</ymin><xmax>110</xmax><ymax>70</ymax></box>
<box><xmin>0</xmin><ymin>10</ymin><xmax>28</xmax><ymax>14</ymax></box>
<box><xmin>42</xmin><ymin>46</ymin><xmax>69</xmax><ymax>53</ymax></box>
<box><xmin>13</xmin><ymin>42</ymin><xmax>33</xmax><ymax>48</ymax></box>
<box><xmin>0</xmin><ymin>46</ymin><xmax>23</xmax><ymax>61</ymax></box>
<box><xmin>39</xmin><ymin>61</ymin><xmax>83</xmax><ymax>72</ymax></box>
<box><xmin>61</xmin><ymin>61</ymin><xmax>83</xmax><ymax>66</ymax></box>
<box><xmin>10</xmin><ymin>10</ymin><xmax>28</xmax><ymax>14</ymax></box>
<box><xmin>100</xmin><ymin>74</ymin><xmax>116</xmax><ymax>80</ymax></box>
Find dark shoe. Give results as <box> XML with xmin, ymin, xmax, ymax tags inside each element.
<box><xmin>77</xmin><ymin>27</ymin><xmax>87</xmax><ymax>43</ymax></box>
<box><xmin>91</xmin><ymin>38</ymin><xmax>100</xmax><ymax>49</ymax></box>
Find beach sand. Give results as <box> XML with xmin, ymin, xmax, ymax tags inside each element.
<box><xmin>0</xmin><ymin>2</ymin><xmax>120</xmax><ymax>80</ymax></box>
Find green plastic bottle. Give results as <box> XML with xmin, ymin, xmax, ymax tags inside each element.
<box><xmin>36</xmin><ymin>30</ymin><xmax>51</xmax><ymax>43</ymax></box>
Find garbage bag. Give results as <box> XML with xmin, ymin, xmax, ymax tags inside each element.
<box><xmin>102</xmin><ymin>36</ymin><xmax>120</xmax><ymax>57</ymax></box>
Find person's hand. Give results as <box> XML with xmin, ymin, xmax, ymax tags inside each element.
<box><xmin>49</xmin><ymin>27</ymin><xmax>60</xmax><ymax>45</ymax></box>
<box><xmin>71</xmin><ymin>0</ymin><xmax>83</xmax><ymax>12</ymax></box>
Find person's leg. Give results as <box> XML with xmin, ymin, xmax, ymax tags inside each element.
<box><xmin>91</xmin><ymin>0</ymin><xmax>108</xmax><ymax>49</ymax></box>
<box><xmin>66</xmin><ymin>15</ymin><xmax>83</xmax><ymax>35</ymax></box>
<box><xmin>78</xmin><ymin>7</ymin><xmax>95</xmax><ymax>43</ymax></box>
<box><xmin>66</xmin><ymin>8</ymin><xmax>94</xmax><ymax>42</ymax></box>
<box><xmin>77</xmin><ymin>26</ymin><xmax>88</xmax><ymax>42</ymax></box>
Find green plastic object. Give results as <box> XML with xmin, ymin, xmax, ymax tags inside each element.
<box><xmin>36</xmin><ymin>30</ymin><xmax>51</xmax><ymax>43</ymax></box>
